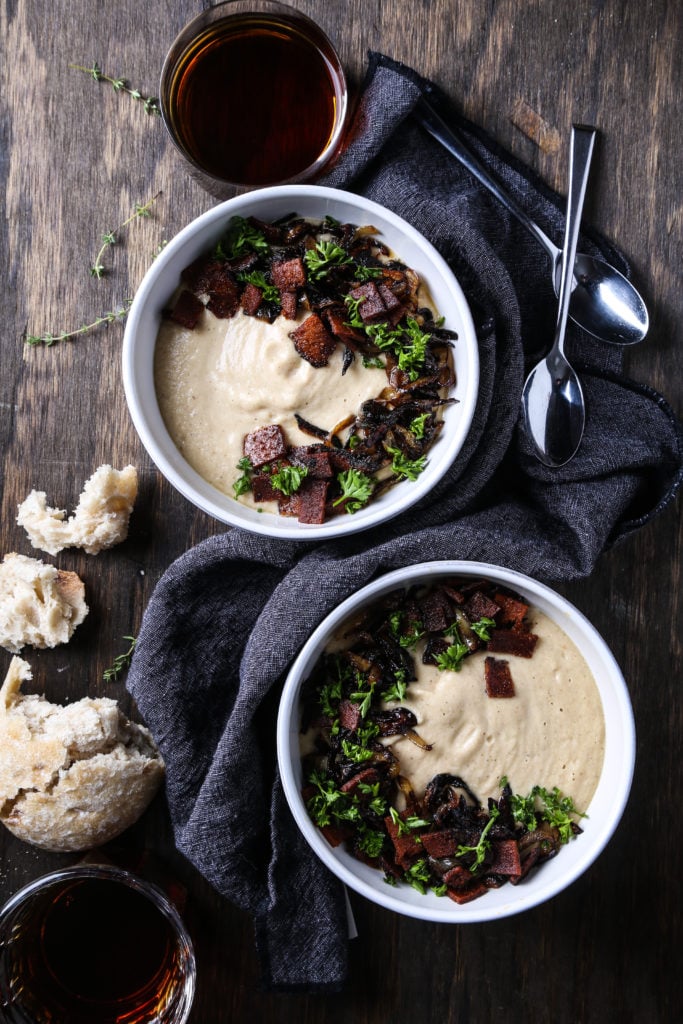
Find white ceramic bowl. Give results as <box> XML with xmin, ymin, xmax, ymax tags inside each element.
<box><xmin>277</xmin><ymin>561</ymin><xmax>635</xmax><ymax>922</ymax></box>
<box><xmin>122</xmin><ymin>186</ymin><xmax>479</xmax><ymax>539</ymax></box>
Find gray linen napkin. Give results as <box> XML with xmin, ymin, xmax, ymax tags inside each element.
<box><xmin>126</xmin><ymin>54</ymin><xmax>682</xmax><ymax>992</ymax></box>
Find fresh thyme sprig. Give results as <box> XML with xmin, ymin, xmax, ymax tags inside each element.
<box><xmin>91</xmin><ymin>192</ymin><xmax>161</xmax><ymax>278</ymax></box>
<box><xmin>25</xmin><ymin>299</ymin><xmax>133</xmax><ymax>347</ymax></box>
<box><xmin>69</xmin><ymin>62</ymin><xmax>161</xmax><ymax>115</ymax></box>
<box><xmin>103</xmin><ymin>635</ymin><xmax>137</xmax><ymax>683</ymax></box>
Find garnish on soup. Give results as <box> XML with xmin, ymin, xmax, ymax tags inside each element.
<box><xmin>299</xmin><ymin>578</ymin><xmax>604</xmax><ymax>904</ymax></box>
<box><xmin>154</xmin><ymin>214</ymin><xmax>458</xmax><ymax>524</ymax></box>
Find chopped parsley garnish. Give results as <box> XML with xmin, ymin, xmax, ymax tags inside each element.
<box><xmin>341</xmin><ymin>738</ymin><xmax>375</xmax><ymax>763</ymax></box>
<box><xmin>332</xmin><ymin>469</ymin><xmax>375</xmax><ymax>513</ymax></box>
<box><xmin>349</xmin><ymin>677</ymin><xmax>376</xmax><ymax>718</ymax></box>
<box><xmin>389</xmin><ymin>807</ymin><xmax>430</xmax><ymax>835</ymax></box>
<box><xmin>471</xmin><ymin>616</ymin><xmax>496</xmax><ymax>641</ymax></box>
<box><xmin>357</xmin><ymin>827</ymin><xmax>386</xmax><ymax>858</ymax></box>
<box><xmin>216</xmin><ymin>216</ymin><xmax>269</xmax><ymax>260</ymax></box>
<box><xmin>455</xmin><ymin>805</ymin><xmax>500</xmax><ymax>871</ymax></box>
<box><xmin>237</xmin><ymin>269</ymin><xmax>279</xmax><ymax>304</ymax></box>
<box><xmin>381</xmin><ymin>669</ymin><xmax>407</xmax><ymax>703</ymax></box>
<box><xmin>408</xmin><ymin>412</ymin><xmax>430</xmax><ymax>439</ymax></box>
<box><xmin>232</xmin><ymin>456</ymin><xmax>253</xmax><ymax>497</ymax></box>
<box><xmin>270</xmin><ymin>464</ymin><xmax>308</xmax><ymax>496</ymax></box>
<box><xmin>344</xmin><ymin>292</ymin><xmax>367</xmax><ymax>327</ymax></box>
<box><xmin>385</xmin><ymin>446</ymin><xmax>428</xmax><ymax>481</ymax></box>
<box><xmin>353</xmin><ymin>263</ymin><xmax>383</xmax><ymax>281</ymax></box>
<box><xmin>403</xmin><ymin>858</ymin><xmax>432</xmax><ymax>894</ymax></box>
<box><xmin>304</xmin><ymin>240</ymin><xmax>353</xmax><ymax>280</ymax></box>
<box><xmin>435</xmin><ymin>638</ymin><xmax>470</xmax><ymax>672</ymax></box>
<box><xmin>510</xmin><ymin>786</ymin><xmax>585</xmax><ymax>843</ymax></box>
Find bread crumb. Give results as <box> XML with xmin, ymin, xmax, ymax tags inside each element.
<box><xmin>17</xmin><ymin>464</ymin><xmax>138</xmax><ymax>556</ymax></box>
<box><xmin>0</xmin><ymin>553</ymin><xmax>88</xmax><ymax>653</ymax></box>
<box><xmin>0</xmin><ymin>657</ymin><xmax>164</xmax><ymax>852</ymax></box>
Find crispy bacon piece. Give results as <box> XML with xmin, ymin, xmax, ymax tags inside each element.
<box><xmin>289</xmin><ymin>313</ymin><xmax>337</xmax><ymax>367</ymax></box>
<box><xmin>348</xmin><ymin>281</ymin><xmax>387</xmax><ymax>323</ymax></box>
<box><xmin>464</xmin><ymin>590</ymin><xmax>501</xmax><ymax>622</ymax></box>
<box><xmin>487</xmin><ymin>839</ymin><xmax>522</xmax><ymax>877</ymax></box>
<box><xmin>378</xmin><ymin>281</ymin><xmax>403</xmax><ymax>312</ymax></box>
<box><xmin>419</xmin><ymin>588</ymin><xmax>453</xmax><ymax>632</ymax></box>
<box><xmin>420</xmin><ymin>829</ymin><xmax>460</xmax><ymax>858</ymax></box>
<box><xmin>240</xmin><ymin>282</ymin><xmax>263</xmax><ymax>316</ymax></box>
<box><xmin>205</xmin><ymin>263</ymin><xmax>240</xmax><ymax>299</ymax></box>
<box><xmin>207</xmin><ymin>293</ymin><xmax>239</xmax><ymax>318</ymax></box>
<box><xmin>384</xmin><ymin>815</ymin><xmax>423</xmax><ymax>869</ymax></box>
<box><xmin>484</xmin><ymin>656</ymin><xmax>516</xmax><ymax>698</ymax></box>
<box><xmin>288</xmin><ymin>446</ymin><xmax>334</xmax><ymax>479</ymax></box>
<box><xmin>271</xmin><ymin>257</ymin><xmax>306</xmax><ymax>291</ymax></box>
<box><xmin>280</xmin><ymin>291</ymin><xmax>298</xmax><ymax>320</ymax></box>
<box><xmin>296</xmin><ymin>478</ymin><xmax>330</xmax><ymax>524</ymax></box>
<box><xmin>243</xmin><ymin>424</ymin><xmax>287</xmax><ymax>467</ymax></box>
<box><xmin>340</xmin><ymin>767</ymin><xmax>379</xmax><ymax>794</ymax></box>
<box><xmin>250</xmin><ymin>473</ymin><xmax>280</xmax><ymax>503</ymax></box>
<box><xmin>323</xmin><ymin>309</ymin><xmax>366</xmax><ymax>345</ymax></box>
<box><xmin>180</xmin><ymin>255</ymin><xmax>211</xmax><ymax>290</ymax></box>
<box><xmin>486</xmin><ymin>630</ymin><xmax>539</xmax><ymax>658</ymax></box>
<box><xmin>494</xmin><ymin>591</ymin><xmax>530</xmax><ymax>630</ymax></box>
<box><xmin>168</xmin><ymin>289</ymin><xmax>204</xmax><ymax>329</ymax></box>
<box><xmin>445</xmin><ymin>879</ymin><xmax>490</xmax><ymax>904</ymax></box>
<box><xmin>338</xmin><ymin>699</ymin><xmax>362</xmax><ymax>731</ymax></box>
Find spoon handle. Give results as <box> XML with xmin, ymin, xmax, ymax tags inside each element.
<box><xmin>414</xmin><ymin>96</ymin><xmax>556</xmax><ymax>257</ymax></box>
<box><xmin>553</xmin><ymin>125</ymin><xmax>597</xmax><ymax>350</ymax></box>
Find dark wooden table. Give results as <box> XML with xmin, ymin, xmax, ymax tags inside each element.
<box><xmin>1</xmin><ymin>2</ymin><xmax>681</xmax><ymax>1021</ymax></box>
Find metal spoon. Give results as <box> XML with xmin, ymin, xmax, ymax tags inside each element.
<box><xmin>521</xmin><ymin>125</ymin><xmax>596</xmax><ymax>466</ymax></box>
<box><xmin>414</xmin><ymin>97</ymin><xmax>648</xmax><ymax>345</ymax></box>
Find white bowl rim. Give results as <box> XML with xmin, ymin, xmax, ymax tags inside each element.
<box><xmin>276</xmin><ymin>560</ymin><xmax>636</xmax><ymax>922</ymax></box>
<box><xmin>122</xmin><ymin>185</ymin><xmax>480</xmax><ymax>539</ymax></box>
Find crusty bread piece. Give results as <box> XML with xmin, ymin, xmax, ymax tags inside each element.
<box><xmin>17</xmin><ymin>464</ymin><xmax>138</xmax><ymax>556</ymax></box>
<box><xmin>0</xmin><ymin>657</ymin><xmax>164</xmax><ymax>852</ymax></box>
<box><xmin>0</xmin><ymin>553</ymin><xmax>88</xmax><ymax>653</ymax></box>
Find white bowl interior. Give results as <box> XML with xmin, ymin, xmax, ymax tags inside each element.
<box><xmin>276</xmin><ymin>560</ymin><xmax>635</xmax><ymax>922</ymax></box>
<box><xmin>123</xmin><ymin>186</ymin><xmax>479</xmax><ymax>538</ymax></box>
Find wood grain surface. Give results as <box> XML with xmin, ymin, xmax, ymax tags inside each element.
<box><xmin>1</xmin><ymin>2</ymin><xmax>681</xmax><ymax>1022</ymax></box>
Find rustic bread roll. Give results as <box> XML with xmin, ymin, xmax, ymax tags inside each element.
<box><xmin>0</xmin><ymin>553</ymin><xmax>88</xmax><ymax>653</ymax></box>
<box><xmin>0</xmin><ymin>657</ymin><xmax>165</xmax><ymax>852</ymax></box>
<box><xmin>17</xmin><ymin>464</ymin><xmax>138</xmax><ymax>556</ymax></box>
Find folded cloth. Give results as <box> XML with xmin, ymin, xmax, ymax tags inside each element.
<box><xmin>127</xmin><ymin>54</ymin><xmax>682</xmax><ymax>992</ymax></box>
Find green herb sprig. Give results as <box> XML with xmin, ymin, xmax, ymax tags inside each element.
<box><xmin>90</xmin><ymin>192</ymin><xmax>161</xmax><ymax>278</ymax></box>
<box><xmin>510</xmin><ymin>785</ymin><xmax>585</xmax><ymax>843</ymax></box>
<box><xmin>270</xmin><ymin>464</ymin><xmax>308</xmax><ymax>496</ymax></box>
<box><xmin>455</xmin><ymin>805</ymin><xmax>500</xmax><ymax>871</ymax></box>
<box><xmin>304</xmin><ymin>240</ymin><xmax>353</xmax><ymax>280</ymax></box>
<box><xmin>233</xmin><ymin>457</ymin><xmax>253</xmax><ymax>497</ymax></box>
<box><xmin>332</xmin><ymin>469</ymin><xmax>374</xmax><ymax>513</ymax></box>
<box><xmin>70</xmin><ymin>62</ymin><xmax>161</xmax><ymax>115</ymax></box>
<box><xmin>103</xmin><ymin>635</ymin><xmax>137</xmax><ymax>682</ymax></box>
<box><xmin>25</xmin><ymin>299</ymin><xmax>133</xmax><ymax>347</ymax></box>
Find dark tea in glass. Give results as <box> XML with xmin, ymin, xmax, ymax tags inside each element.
<box><xmin>160</xmin><ymin>0</ymin><xmax>348</xmax><ymax>191</ymax></box>
<box><xmin>0</xmin><ymin>865</ymin><xmax>195</xmax><ymax>1024</ymax></box>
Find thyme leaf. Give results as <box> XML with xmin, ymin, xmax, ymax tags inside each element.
<box><xmin>103</xmin><ymin>635</ymin><xmax>137</xmax><ymax>682</ymax></box>
<box><xmin>69</xmin><ymin>62</ymin><xmax>161</xmax><ymax>115</ymax></box>
<box><xmin>25</xmin><ymin>299</ymin><xmax>133</xmax><ymax>347</ymax></box>
<box><xmin>90</xmin><ymin>192</ymin><xmax>161</xmax><ymax>278</ymax></box>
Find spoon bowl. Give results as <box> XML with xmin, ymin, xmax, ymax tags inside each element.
<box><xmin>522</xmin><ymin>124</ymin><xmax>596</xmax><ymax>466</ymax></box>
<box><xmin>522</xmin><ymin>348</ymin><xmax>585</xmax><ymax>467</ymax></box>
<box><xmin>415</xmin><ymin>98</ymin><xmax>649</xmax><ymax>346</ymax></box>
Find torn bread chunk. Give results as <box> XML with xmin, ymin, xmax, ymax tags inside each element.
<box><xmin>17</xmin><ymin>464</ymin><xmax>138</xmax><ymax>556</ymax></box>
<box><xmin>0</xmin><ymin>657</ymin><xmax>164</xmax><ymax>852</ymax></box>
<box><xmin>0</xmin><ymin>553</ymin><xmax>88</xmax><ymax>653</ymax></box>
